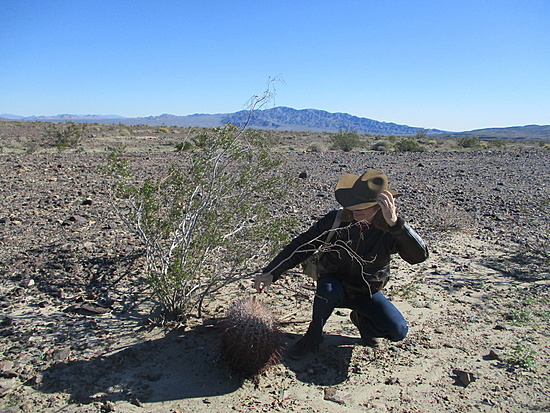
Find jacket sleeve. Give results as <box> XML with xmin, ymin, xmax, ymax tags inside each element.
<box><xmin>388</xmin><ymin>217</ymin><xmax>429</xmax><ymax>264</ymax></box>
<box><xmin>262</xmin><ymin>210</ymin><xmax>339</xmax><ymax>281</ymax></box>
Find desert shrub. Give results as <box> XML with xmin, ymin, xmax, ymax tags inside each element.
<box><xmin>458</xmin><ymin>136</ymin><xmax>481</xmax><ymax>149</ymax></box>
<box><xmin>330</xmin><ymin>129</ymin><xmax>361</xmax><ymax>152</ymax></box>
<box><xmin>104</xmin><ymin>146</ymin><xmax>131</xmax><ymax>177</ymax></box>
<box><xmin>415</xmin><ymin>128</ymin><xmax>428</xmax><ymax>140</ymax></box>
<box><xmin>307</xmin><ymin>142</ymin><xmax>327</xmax><ymax>152</ymax></box>
<box><xmin>426</xmin><ymin>203</ymin><xmax>476</xmax><ymax>232</ymax></box>
<box><xmin>175</xmin><ymin>140</ymin><xmax>194</xmax><ymax>152</ymax></box>
<box><xmin>108</xmin><ymin>123</ymin><xmax>295</xmax><ymax>321</ymax></box>
<box><xmin>25</xmin><ymin>138</ymin><xmax>41</xmax><ymax>154</ymax></box>
<box><xmin>487</xmin><ymin>138</ymin><xmax>506</xmax><ymax>148</ymax></box>
<box><xmin>261</xmin><ymin>130</ymin><xmax>283</xmax><ymax>148</ymax></box>
<box><xmin>395</xmin><ymin>137</ymin><xmax>422</xmax><ymax>152</ymax></box>
<box><xmin>175</xmin><ymin>132</ymin><xmax>213</xmax><ymax>152</ymax></box>
<box><xmin>372</xmin><ymin>140</ymin><xmax>393</xmax><ymax>152</ymax></box>
<box><xmin>43</xmin><ymin>121</ymin><xmax>87</xmax><ymax>152</ymax></box>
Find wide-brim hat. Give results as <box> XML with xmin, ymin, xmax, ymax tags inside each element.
<box><xmin>334</xmin><ymin>169</ymin><xmax>401</xmax><ymax>211</ymax></box>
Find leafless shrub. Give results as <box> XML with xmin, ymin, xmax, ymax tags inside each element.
<box><xmin>426</xmin><ymin>203</ymin><xmax>476</xmax><ymax>232</ymax></box>
<box><xmin>307</xmin><ymin>142</ymin><xmax>327</xmax><ymax>152</ymax></box>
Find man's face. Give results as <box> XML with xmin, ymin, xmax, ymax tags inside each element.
<box><xmin>352</xmin><ymin>204</ymin><xmax>380</xmax><ymax>224</ymax></box>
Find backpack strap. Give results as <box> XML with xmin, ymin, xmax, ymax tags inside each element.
<box><xmin>324</xmin><ymin>208</ymin><xmax>343</xmax><ymax>244</ymax></box>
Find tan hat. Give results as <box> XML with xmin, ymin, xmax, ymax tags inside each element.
<box><xmin>335</xmin><ymin>170</ymin><xmax>401</xmax><ymax>211</ymax></box>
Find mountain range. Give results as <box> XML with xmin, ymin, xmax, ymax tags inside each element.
<box><xmin>2</xmin><ymin>107</ymin><xmax>549</xmax><ymax>139</ymax></box>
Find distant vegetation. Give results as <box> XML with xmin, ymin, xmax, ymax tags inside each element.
<box><xmin>0</xmin><ymin>120</ymin><xmax>547</xmax><ymax>154</ymax></box>
<box><xmin>330</xmin><ymin>129</ymin><xmax>362</xmax><ymax>152</ymax></box>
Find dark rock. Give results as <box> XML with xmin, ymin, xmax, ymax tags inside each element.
<box><xmin>454</xmin><ymin>369</ymin><xmax>475</xmax><ymax>386</ymax></box>
<box><xmin>52</xmin><ymin>348</ymin><xmax>71</xmax><ymax>362</ymax></box>
<box><xmin>67</xmin><ymin>215</ymin><xmax>89</xmax><ymax>225</ymax></box>
<box><xmin>65</xmin><ymin>301</ymin><xmax>111</xmax><ymax>315</ymax></box>
<box><xmin>385</xmin><ymin>377</ymin><xmax>400</xmax><ymax>385</ymax></box>
<box><xmin>1</xmin><ymin>316</ymin><xmax>14</xmax><ymax>326</ymax></box>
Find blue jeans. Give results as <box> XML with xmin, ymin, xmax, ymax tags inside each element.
<box><xmin>306</xmin><ymin>277</ymin><xmax>408</xmax><ymax>342</ymax></box>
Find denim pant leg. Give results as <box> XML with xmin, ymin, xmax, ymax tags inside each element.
<box><xmin>307</xmin><ymin>277</ymin><xmax>345</xmax><ymax>340</ymax></box>
<box><xmin>349</xmin><ymin>291</ymin><xmax>408</xmax><ymax>341</ymax></box>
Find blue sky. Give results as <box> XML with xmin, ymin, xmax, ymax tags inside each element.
<box><xmin>1</xmin><ymin>0</ymin><xmax>548</xmax><ymax>131</ymax></box>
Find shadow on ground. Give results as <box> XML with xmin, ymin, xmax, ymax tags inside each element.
<box><xmin>34</xmin><ymin>327</ymin><xmax>360</xmax><ymax>406</ymax></box>
<box><xmin>281</xmin><ymin>332</ymin><xmax>359</xmax><ymax>386</ymax></box>
<box><xmin>35</xmin><ymin>323</ymin><xmax>241</xmax><ymax>404</ymax></box>
<box><xmin>483</xmin><ymin>250</ymin><xmax>550</xmax><ymax>282</ymax></box>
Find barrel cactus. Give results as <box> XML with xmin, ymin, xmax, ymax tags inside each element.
<box><xmin>219</xmin><ymin>297</ymin><xmax>282</xmax><ymax>377</ymax></box>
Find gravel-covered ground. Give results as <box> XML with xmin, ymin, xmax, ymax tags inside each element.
<box><xmin>1</xmin><ymin>145</ymin><xmax>549</xmax><ymax>412</ymax></box>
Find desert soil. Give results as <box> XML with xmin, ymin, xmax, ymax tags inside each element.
<box><xmin>1</xmin><ymin>146</ymin><xmax>549</xmax><ymax>413</ymax></box>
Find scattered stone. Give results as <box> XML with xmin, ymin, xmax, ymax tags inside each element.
<box><xmin>323</xmin><ymin>387</ymin><xmax>351</xmax><ymax>404</ymax></box>
<box><xmin>52</xmin><ymin>348</ymin><xmax>71</xmax><ymax>362</ymax></box>
<box><xmin>0</xmin><ymin>316</ymin><xmax>14</xmax><ymax>326</ymax></box>
<box><xmin>20</xmin><ymin>278</ymin><xmax>35</xmax><ymax>288</ymax></box>
<box><xmin>65</xmin><ymin>301</ymin><xmax>111</xmax><ymax>315</ymax></box>
<box><xmin>82</xmin><ymin>241</ymin><xmax>95</xmax><ymax>250</ymax></box>
<box><xmin>130</xmin><ymin>397</ymin><xmax>143</xmax><ymax>407</ymax></box>
<box><xmin>66</xmin><ymin>215</ymin><xmax>89</xmax><ymax>225</ymax></box>
<box><xmin>0</xmin><ymin>361</ymin><xmax>17</xmax><ymax>379</ymax></box>
<box><xmin>101</xmin><ymin>402</ymin><xmax>116</xmax><ymax>412</ymax></box>
<box><xmin>0</xmin><ymin>378</ymin><xmax>16</xmax><ymax>397</ymax></box>
<box><xmin>454</xmin><ymin>370</ymin><xmax>476</xmax><ymax>386</ymax></box>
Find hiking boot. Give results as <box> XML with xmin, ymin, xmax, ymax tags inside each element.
<box><xmin>288</xmin><ymin>333</ymin><xmax>322</xmax><ymax>360</ymax></box>
<box><xmin>350</xmin><ymin>311</ymin><xmax>380</xmax><ymax>348</ymax></box>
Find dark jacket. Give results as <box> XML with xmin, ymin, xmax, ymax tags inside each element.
<box><xmin>263</xmin><ymin>209</ymin><xmax>429</xmax><ymax>292</ymax></box>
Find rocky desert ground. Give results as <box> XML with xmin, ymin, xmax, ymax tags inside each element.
<box><xmin>0</xmin><ymin>123</ymin><xmax>549</xmax><ymax>412</ymax></box>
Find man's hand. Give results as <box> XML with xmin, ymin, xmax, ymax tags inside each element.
<box><xmin>254</xmin><ymin>273</ymin><xmax>273</xmax><ymax>293</ymax></box>
<box><xmin>376</xmin><ymin>190</ymin><xmax>398</xmax><ymax>226</ymax></box>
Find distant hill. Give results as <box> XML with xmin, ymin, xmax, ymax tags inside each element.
<box><xmin>0</xmin><ymin>114</ymin><xmax>126</xmax><ymax>122</ymax></box>
<box><xmin>3</xmin><ymin>107</ymin><xmax>549</xmax><ymax>139</ymax></box>
<box><xmin>3</xmin><ymin>107</ymin><xmax>445</xmax><ymax>136</ymax></box>
<box><xmin>218</xmin><ymin>107</ymin><xmax>447</xmax><ymax>135</ymax></box>
<box><xmin>453</xmin><ymin>125</ymin><xmax>550</xmax><ymax>140</ymax></box>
